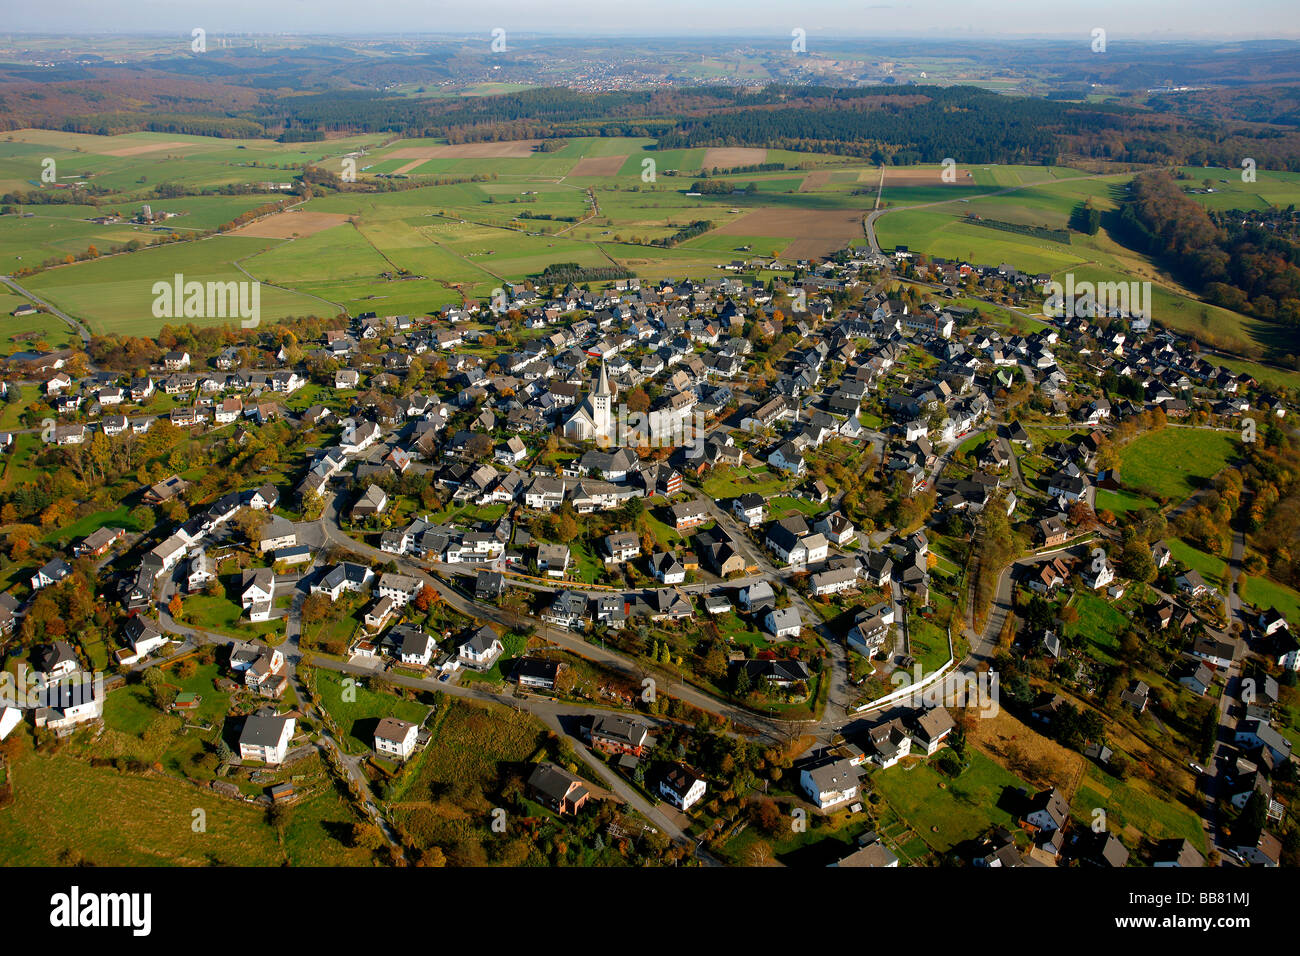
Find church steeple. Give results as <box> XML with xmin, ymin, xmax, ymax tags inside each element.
<box><xmin>596</xmin><ymin>359</ymin><xmax>613</xmax><ymax>398</ymax></box>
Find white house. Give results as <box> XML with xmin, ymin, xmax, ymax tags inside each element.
<box><xmin>800</xmin><ymin>758</ymin><xmax>859</xmax><ymax>810</ymax></box>
<box><xmin>238</xmin><ymin>713</ymin><xmax>296</xmax><ymax>765</ymax></box>
<box><xmin>765</xmin><ymin>606</ymin><xmax>802</xmax><ymax>639</ymax></box>
<box><xmin>659</xmin><ymin>765</ymin><xmax>707</xmax><ymax>812</ymax></box>
<box><xmin>378</xmin><ymin>573</ymin><xmax>422</xmax><ymax>607</ymax></box>
<box><xmin>374</xmin><ymin>717</ymin><xmax>418</xmax><ymax>761</ymax></box>
<box><xmin>459</xmin><ymin>625</ymin><xmax>504</xmax><ymax>670</ymax></box>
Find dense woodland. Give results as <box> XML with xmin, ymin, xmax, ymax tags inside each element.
<box><xmin>1115</xmin><ymin>170</ymin><xmax>1300</xmax><ymax>329</ymax></box>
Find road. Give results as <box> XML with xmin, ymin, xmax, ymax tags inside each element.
<box><xmin>0</xmin><ymin>275</ymin><xmax>91</xmax><ymax>347</ymax></box>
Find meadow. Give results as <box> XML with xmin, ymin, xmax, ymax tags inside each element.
<box><xmin>0</xmin><ymin>129</ymin><xmax>1285</xmax><ymax>358</ymax></box>
<box><xmin>1116</xmin><ymin>428</ymin><xmax>1239</xmax><ymax>504</ymax></box>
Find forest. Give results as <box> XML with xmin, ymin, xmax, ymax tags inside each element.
<box><xmin>1115</xmin><ymin>170</ymin><xmax>1300</xmax><ymax>329</ymax></box>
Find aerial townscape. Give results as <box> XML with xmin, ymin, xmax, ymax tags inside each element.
<box><xmin>0</xmin><ymin>7</ymin><xmax>1298</xmax><ymax>906</ymax></box>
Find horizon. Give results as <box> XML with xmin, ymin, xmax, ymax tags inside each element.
<box><xmin>2</xmin><ymin>0</ymin><xmax>1299</xmax><ymax>42</ymax></box>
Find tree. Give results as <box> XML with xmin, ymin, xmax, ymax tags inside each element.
<box><xmin>168</xmin><ymin>593</ymin><xmax>183</xmax><ymax>619</ymax></box>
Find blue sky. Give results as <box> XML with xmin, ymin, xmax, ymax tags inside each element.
<box><xmin>6</xmin><ymin>0</ymin><xmax>1299</xmax><ymax>39</ymax></box>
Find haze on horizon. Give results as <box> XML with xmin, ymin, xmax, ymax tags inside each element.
<box><xmin>4</xmin><ymin>0</ymin><xmax>1299</xmax><ymax>42</ymax></box>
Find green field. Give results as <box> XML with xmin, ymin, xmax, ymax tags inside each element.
<box><xmin>1117</xmin><ymin>428</ymin><xmax>1238</xmax><ymax>504</ymax></box>
<box><xmin>872</xmin><ymin>750</ymin><xmax>1031</xmax><ymax>853</ymax></box>
<box><xmin>315</xmin><ymin>669</ymin><xmax>430</xmax><ymax>755</ymax></box>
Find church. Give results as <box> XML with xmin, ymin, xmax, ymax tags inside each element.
<box><xmin>563</xmin><ymin>361</ymin><xmax>615</xmax><ymax>445</ymax></box>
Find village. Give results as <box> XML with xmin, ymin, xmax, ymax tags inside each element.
<box><xmin>0</xmin><ymin>242</ymin><xmax>1296</xmax><ymax>869</ymax></box>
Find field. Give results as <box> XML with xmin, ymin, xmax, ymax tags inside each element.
<box><xmin>871</xmin><ymin>750</ymin><xmax>1032</xmax><ymax>853</ymax></box>
<box><xmin>0</xmin><ymin>746</ymin><xmax>370</xmax><ymax>867</ymax></box>
<box><xmin>0</xmin><ymin>130</ymin><xmax>1283</xmax><ymax>358</ymax></box>
<box><xmin>1240</xmin><ymin>574</ymin><xmax>1300</xmax><ymax>622</ymax></box>
<box><xmin>315</xmin><ymin>669</ymin><xmax>430</xmax><ymax>755</ymax></box>
<box><xmin>1117</xmin><ymin>428</ymin><xmax>1238</xmax><ymax>504</ymax></box>
<box><xmin>1071</xmin><ymin>764</ymin><xmax>1207</xmax><ymax>848</ymax></box>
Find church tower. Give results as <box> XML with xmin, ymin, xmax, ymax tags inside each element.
<box><xmin>593</xmin><ymin>360</ymin><xmax>614</xmax><ymax>443</ymax></box>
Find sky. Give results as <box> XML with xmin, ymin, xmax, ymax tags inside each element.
<box><xmin>4</xmin><ymin>0</ymin><xmax>1299</xmax><ymax>40</ymax></box>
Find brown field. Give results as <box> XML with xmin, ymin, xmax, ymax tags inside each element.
<box><xmin>884</xmin><ymin>166</ymin><xmax>974</xmax><ymax>185</ymax></box>
<box><xmin>229</xmin><ymin>210</ymin><xmax>350</xmax><ymax>239</ymax></box>
<box><xmin>701</xmin><ymin>147</ymin><xmax>768</xmax><ymax>170</ymax></box>
<box><xmin>799</xmin><ymin>170</ymin><xmax>834</xmax><ymax>192</ymax></box>
<box><xmin>966</xmin><ymin>707</ymin><xmax>1083</xmax><ymax>795</ymax></box>
<box><xmin>387</xmin><ymin>140</ymin><xmax>542</xmax><ymax>159</ymax></box>
<box><xmin>714</xmin><ymin>205</ymin><xmax>865</xmax><ymax>258</ymax></box>
<box><xmin>392</xmin><ymin>158</ymin><xmax>427</xmax><ymax>175</ymax></box>
<box><xmin>100</xmin><ymin>140</ymin><xmax>197</xmax><ymax>157</ymax></box>
<box><xmin>570</xmin><ymin>155</ymin><xmax>627</xmax><ymax>177</ymax></box>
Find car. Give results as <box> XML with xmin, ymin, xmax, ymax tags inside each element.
<box><xmin>438</xmin><ymin>673</ymin><xmax>449</xmax><ymax>683</ymax></box>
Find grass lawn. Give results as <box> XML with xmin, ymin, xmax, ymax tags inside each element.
<box><xmin>315</xmin><ymin>668</ymin><xmax>429</xmax><ymax>755</ymax></box>
<box><xmin>871</xmin><ymin>750</ymin><xmax>1030</xmax><ymax>853</ymax></box>
<box><xmin>1065</xmin><ymin>590</ymin><xmax>1130</xmax><ymax>660</ymax></box>
<box><xmin>1167</xmin><ymin>538</ymin><xmax>1228</xmax><ymax>591</ymax></box>
<box><xmin>699</xmin><ymin>465</ymin><xmax>791</xmax><ymax>499</ymax></box>
<box><xmin>41</xmin><ymin>504</ymin><xmax>151</xmax><ymax>545</ymax></box>
<box><xmin>1071</xmin><ymin>763</ymin><xmax>1207</xmax><ymax>850</ymax></box>
<box><xmin>1094</xmin><ymin>488</ymin><xmax>1158</xmax><ymax>515</ymax></box>
<box><xmin>1117</xmin><ymin>428</ymin><xmax>1238</xmax><ymax>504</ymax></box>
<box><xmin>0</xmin><ymin>749</ymin><xmax>286</xmax><ymax>866</ymax></box>
<box><xmin>181</xmin><ymin>593</ymin><xmax>285</xmax><ymax>642</ymax></box>
<box><xmin>1240</xmin><ymin>574</ymin><xmax>1300</xmax><ymax>624</ymax></box>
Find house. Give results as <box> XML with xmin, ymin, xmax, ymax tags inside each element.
<box><xmin>73</xmin><ymin>526</ymin><xmax>125</xmax><ymax>558</ymax></box>
<box><xmin>1234</xmin><ymin>717</ymin><xmax>1293</xmax><ymax>765</ymax></box>
<box><xmin>847</xmin><ymin>603</ymin><xmax>895</xmax><ymax>655</ymax></box>
<box><xmin>810</xmin><ymin>565</ymin><xmax>859</xmax><ymax>598</ymax></box>
<box><xmin>364</xmin><ymin>595</ymin><xmax>396</xmax><ymax>631</ymax></box>
<box><xmin>34</xmin><ymin>640</ymin><xmax>79</xmax><ymax>680</ymax></box>
<box><xmin>589</xmin><ymin>714</ymin><xmax>650</xmax><ymax>756</ymax></box>
<box><xmin>739</xmin><ymin>580</ymin><xmax>776</xmax><ymax>614</ymax></box>
<box><xmin>1152</xmin><ymin>838</ymin><xmax>1205</xmax><ymax>868</ymax></box>
<box><xmin>311</xmin><ymin>562</ymin><xmax>374</xmax><ymax>600</ymax></box>
<box><xmin>513</xmin><ymin>657</ymin><xmax>562</xmax><ymax>691</ymax></box>
<box><xmin>527</xmin><ymin>762</ymin><xmax>590</xmax><ymax>815</ymax></box>
<box><xmin>116</xmin><ymin>618</ymin><xmax>168</xmax><ymax>666</ymax></box>
<box><xmin>912</xmin><ymin>706</ymin><xmax>955</xmax><ymax>755</ymax></box>
<box><xmin>143</xmin><ymin>474</ymin><xmax>189</xmax><ymax>505</ymax></box>
<box><xmin>1022</xmin><ymin>787</ymin><xmax>1069</xmax><ymax>833</ymax></box>
<box><xmin>604</xmin><ymin>532</ymin><xmax>641</xmax><ymax>565</ymax></box>
<box><xmin>831</xmin><ymin>837</ymin><xmax>900</xmax><ymax>868</ymax></box>
<box><xmin>669</xmin><ymin>501</ymin><xmax>708</xmax><ymax>533</ymax></box>
<box><xmin>31</xmin><ymin>558</ymin><xmax>72</xmax><ymax>591</ymax></box>
<box><xmin>238</xmin><ymin>712</ymin><xmax>296</xmax><ymax>765</ymax></box>
<box><xmin>813</xmin><ymin>510</ymin><xmax>855</xmax><ymax>546</ymax></box>
<box><xmin>374</xmin><ymin>717</ymin><xmax>418</xmax><ymax>761</ymax></box>
<box><xmin>1119</xmin><ymin>680</ymin><xmax>1150</xmax><ymax>714</ymax></box>
<box><xmin>459</xmin><ymin>625</ymin><xmax>504</xmax><ymax>670</ymax></box>
<box><xmin>258</xmin><ymin>515</ymin><xmax>297</xmax><ymax>553</ymax></box>
<box><xmin>535</xmin><ymin>543</ymin><xmax>570</xmax><ymax>579</ymax></box>
<box><xmin>397</xmin><ymin>626</ymin><xmax>435</xmax><ymax>667</ymax></box>
<box><xmin>799</xmin><ymin>756</ymin><xmax>859</xmax><ymax>810</ymax></box>
<box><xmin>659</xmin><ymin>765</ymin><xmax>707</xmax><ymax>812</ymax></box>
<box><xmin>350</xmin><ymin>484</ymin><xmax>389</xmax><ymax>522</ymax></box>
<box><xmin>649</xmin><ymin>552</ymin><xmax>686</xmax><ymax>585</ymax></box>
<box><xmin>733</xmin><ymin>493</ymin><xmax>766</xmax><ymax>528</ymax></box>
<box><xmin>764</xmin><ymin>606</ymin><xmax>802</xmax><ymax>639</ymax></box>
<box><xmin>240</xmin><ymin>568</ymin><xmax>276</xmax><ymax>622</ymax></box>
<box><xmin>475</xmin><ymin>570</ymin><xmax>506</xmax><ymax>601</ymax></box>
<box><xmin>1176</xmin><ymin>569</ymin><xmax>1210</xmax><ymax>598</ymax></box>
<box><xmin>377</xmin><ymin>572</ymin><xmax>422</xmax><ymax>606</ymax></box>
<box><xmin>32</xmin><ymin>672</ymin><xmax>104</xmax><ymax>733</ymax></box>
